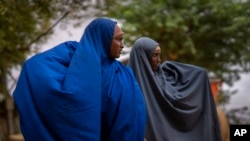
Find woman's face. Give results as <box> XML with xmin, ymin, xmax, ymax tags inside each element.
<box><xmin>110</xmin><ymin>24</ymin><xmax>124</xmax><ymax>58</ymax></box>
<box><xmin>150</xmin><ymin>46</ymin><xmax>161</xmax><ymax>71</ymax></box>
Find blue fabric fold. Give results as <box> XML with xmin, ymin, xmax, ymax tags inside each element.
<box><xmin>13</xmin><ymin>18</ymin><xmax>146</xmax><ymax>141</ymax></box>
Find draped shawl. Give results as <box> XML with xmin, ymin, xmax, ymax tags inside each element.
<box><xmin>128</xmin><ymin>37</ymin><xmax>221</xmax><ymax>141</ymax></box>
<box><xmin>13</xmin><ymin>18</ymin><xmax>146</xmax><ymax>141</ymax></box>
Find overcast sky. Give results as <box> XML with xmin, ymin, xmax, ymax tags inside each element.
<box><xmin>39</xmin><ymin>18</ymin><xmax>250</xmax><ymax>111</ymax></box>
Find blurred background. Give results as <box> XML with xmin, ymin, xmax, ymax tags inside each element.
<box><xmin>1</xmin><ymin>0</ymin><xmax>250</xmax><ymax>141</ymax></box>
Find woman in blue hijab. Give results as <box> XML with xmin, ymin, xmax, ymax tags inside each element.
<box><xmin>128</xmin><ymin>37</ymin><xmax>222</xmax><ymax>141</ymax></box>
<box><xmin>13</xmin><ymin>18</ymin><xmax>146</xmax><ymax>141</ymax></box>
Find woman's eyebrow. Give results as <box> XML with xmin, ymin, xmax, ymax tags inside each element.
<box><xmin>115</xmin><ymin>34</ymin><xmax>123</xmax><ymax>37</ymax></box>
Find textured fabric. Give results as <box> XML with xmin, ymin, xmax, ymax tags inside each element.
<box><xmin>13</xmin><ymin>18</ymin><xmax>146</xmax><ymax>141</ymax></box>
<box><xmin>128</xmin><ymin>37</ymin><xmax>222</xmax><ymax>141</ymax></box>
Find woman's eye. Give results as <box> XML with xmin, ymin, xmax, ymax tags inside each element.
<box><xmin>118</xmin><ymin>38</ymin><xmax>123</xmax><ymax>41</ymax></box>
<box><xmin>152</xmin><ymin>54</ymin><xmax>160</xmax><ymax>57</ymax></box>
<box><xmin>113</xmin><ymin>37</ymin><xmax>123</xmax><ymax>42</ymax></box>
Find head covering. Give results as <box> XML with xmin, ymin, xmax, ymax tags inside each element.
<box><xmin>128</xmin><ymin>37</ymin><xmax>222</xmax><ymax>141</ymax></box>
<box><xmin>13</xmin><ymin>18</ymin><xmax>146</xmax><ymax>141</ymax></box>
<box><xmin>132</xmin><ymin>37</ymin><xmax>159</xmax><ymax>59</ymax></box>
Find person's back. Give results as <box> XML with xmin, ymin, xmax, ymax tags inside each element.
<box><xmin>13</xmin><ymin>18</ymin><xmax>146</xmax><ymax>141</ymax></box>
<box><xmin>128</xmin><ymin>37</ymin><xmax>222</xmax><ymax>141</ymax></box>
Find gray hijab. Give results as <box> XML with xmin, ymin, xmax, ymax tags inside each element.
<box><xmin>128</xmin><ymin>37</ymin><xmax>222</xmax><ymax>141</ymax></box>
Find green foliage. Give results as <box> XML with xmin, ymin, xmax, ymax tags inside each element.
<box><xmin>0</xmin><ymin>1</ymin><xmax>54</xmax><ymax>108</ymax></box>
<box><xmin>0</xmin><ymin>0</ymin><xmax>93</xmax><ymax>99</ymax></box>
<box><xmin>100</xmin><ymin>0</ymin><xmax>250</xmax><ymax>87</ymax></box>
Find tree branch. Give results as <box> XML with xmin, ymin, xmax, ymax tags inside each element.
<box><xmin>25</xmin><ymin>11</ymin><xmax>71</xmax><ymax>49</ymax></box>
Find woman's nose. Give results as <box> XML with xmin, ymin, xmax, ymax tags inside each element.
<box><xmin>121</xmin><ymin>43</ymin><xmax>124</xmax><ymax>48</ymax></box>
<box><xmin>158</xmin><ymin>56</ymin><xmax>161</xmax><ymax>62</ymax></box>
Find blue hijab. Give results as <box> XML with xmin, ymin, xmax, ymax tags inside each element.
<box><xmin>13</xmin><ymin>18</ymin><xmax>146</xmax><ymax>141</ymax></box>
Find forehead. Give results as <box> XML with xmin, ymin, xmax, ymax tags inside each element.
<box><xmin>114</xmin><ymin>24</ymin><xmax>124</xmax><ymax>36</ymax></box>
<box><xmin>154</xmin><ymin>46</ymin><xmax>161</xmax><ymax>52</ymax></box>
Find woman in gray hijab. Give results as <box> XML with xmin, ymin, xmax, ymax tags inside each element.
<box><xmin>128</xmin><ymin>37</ymin><xmax>222</xmax><ymax>141</ymax></box>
